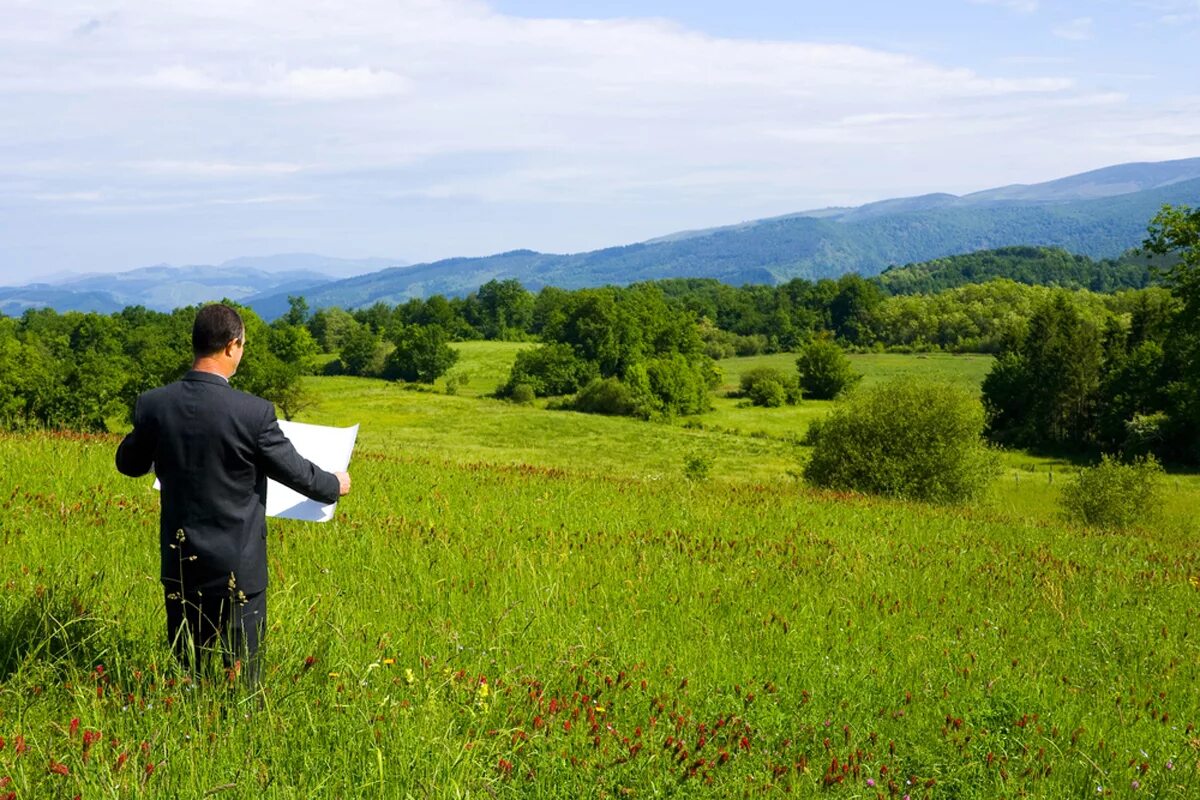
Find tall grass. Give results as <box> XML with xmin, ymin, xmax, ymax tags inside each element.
<box><xmin>2</xmin><ymin>349</ymin><xmax>1198</xmax><ymax>797</ymax></box>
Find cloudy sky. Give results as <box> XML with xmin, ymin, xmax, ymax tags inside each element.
<box><xmin>2</xmin><ymin>0</ymin><xmax>1198</xmax><ymax>281</ymax></box>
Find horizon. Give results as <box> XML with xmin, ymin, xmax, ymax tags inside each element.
<box><xmin>3</xmin><ymin>0</ymin><xmax>1199</xmax><ymax>282</ymax></box>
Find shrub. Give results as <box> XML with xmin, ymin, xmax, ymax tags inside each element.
<box><xmin>503</xmin><ymin>343</ymin><xmax>597</xmax><ymax>397</ymax></box>
<box><xmin>573</xmin><ymin>377</ymin><xmax>642</xmax><ymax>417</ymax></box>
<box><xmin>739</xmin><ymin>367</ymin><xmax>801</xmax><ymax>407</ymax></box>
<box><xmin>508</xmin><ymin>383</ymin><xmax>536</xmax><ymax>405</ymax></box>
<box><xmin>683</xmin><ymin>451</ymin><xmax>714</xmax><ymax>481</ymax></box>
<box><xmin>803</xmin><ymin>379</ymin><xmax>999</xmax><ymax>503</ymax></box>
<box><xmin>796</xmin><ymin>337</ymin><xmax>860</xmax><ymax>400</ymax></box>
<box><xmin>635</xmin><ymin>355</ymin><xmax>715</xmax><ymax>418</ymax></box>
<box><xmin>1059</xmin><ymin>454</ymin><xmax>1164</xmax><ymax>529</ymax></box>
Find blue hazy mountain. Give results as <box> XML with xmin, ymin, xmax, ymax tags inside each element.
<box><xmin>248</xmin><ymin>158</ymin><xmax>1200</xmax><ymax>317</ymax></box>
<box><xmin>0</xmin><ymin>255</ymin><xmax>403</xmax><ymax>316</ymax></box>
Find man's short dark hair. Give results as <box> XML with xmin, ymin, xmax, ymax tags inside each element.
<box><xmin>193</xmin><ymin>304</ymin><xmax>245</xmax><ymax>357</ymax></box>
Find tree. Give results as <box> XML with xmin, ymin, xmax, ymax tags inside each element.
<box><xmin>471</xmin><ymin>279</ymin><xmax>534</xmax><ymax>340</ymax></box>
<box><xmin>1144</xmin><ymin>204</ymin><xmax>1200</xmax><ymax>462</ymax></box>
<box><xmin>338</xmin><ymin>324</ymin><xmax>383</xmax><ymax>377</ymax></box>
<box><xmin>281</xmin><ymin>295</ymin><xmax>310</xmax><ymax>327</ymax></box>
<box><xmin>796</xmin><ymin>336</ymin><xmax>860</xmax><ymax>400</ymax></box>
<box><xmin>383</xmin><ymin>325</ymin><xmax>459</xmax><ymax>383</ymax></box>
<box><xmin>981</xmin><ymin>293</ymin><xmax>1103</xmax><ymax>449</ymax></box>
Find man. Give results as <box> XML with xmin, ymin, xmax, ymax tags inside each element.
<box><xmin>116</xmin><ymin>303</ymin><xmax>350</xmax><ymax>682</ymax></box>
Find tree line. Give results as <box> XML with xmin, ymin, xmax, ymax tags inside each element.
<box><xmin>1</xmin><ymin>207</ymin><xmax>1195</xmax><ymax>464</ymax></box>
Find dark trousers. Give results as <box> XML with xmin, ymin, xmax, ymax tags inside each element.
<box><xmin>164</xmin><ymin>588</ymin><xmax>266</xmax><ymax>685</ymax></box>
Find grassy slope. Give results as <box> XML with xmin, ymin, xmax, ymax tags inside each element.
<box><xmin>2</xmin><ymin>343</ymin><xmax>1199</xmax><ymax>797</ymax></box>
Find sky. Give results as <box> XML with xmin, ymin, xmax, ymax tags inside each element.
<box><xmin>2</xmin><ymin>0</ymin><xmax>1199</xmax><ymax>282</ymax></box>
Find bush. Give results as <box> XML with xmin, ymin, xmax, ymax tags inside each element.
<box><xmin>1059</xmin><ymin>454</ymin><xmax>1164</xmax><ymax>529</ymax></box>
<box><xmin>503</xmin><ymin>343</ymin><xmax>597</xmax><ymax>397</ymax></box>
<box><xmin>739</xmin><ymin>367</ymin><xmax>801</xmax><ymax>407</ymax></box>
<box><xmin>803</xmin><ymin>379</ymin><xmax>999</xmax><ymax>503</ymax></box>
<box><xmin>683</xmin><ymin>451</ymin><xmax>714</xmax><ymax>481</ymax></box>
<box><xmin>508</xmin><ymin>383</ymin><xmax>536</xmax><ymax>405</ymax></box>
<box><xmin>796</xmin><ymin>337</ymin><xmax>860</xmax><ymax>400</ymax></box>
<box><xmin>573</xmin><ymin>377</ymin><xmax>642</xmax><ymax>417</ymax></box>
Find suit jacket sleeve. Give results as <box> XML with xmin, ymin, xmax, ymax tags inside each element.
<box><xmin>115</xmin><ymin>397</ymin><xmax>155</xmax><ymax>477</ymax></box>
<box><xmin>257</xmin><ymin>406</ymin><xmax>341</xmax><ymax>504</ymax></box>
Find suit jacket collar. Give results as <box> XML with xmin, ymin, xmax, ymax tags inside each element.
<box><xmin>183</xmin><ymin>370</ymin><xmax>231</xmax><ymax>386</ymax></box>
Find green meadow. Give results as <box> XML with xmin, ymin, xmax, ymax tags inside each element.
<box><xmin>2</xmin><ymin>344</ymin><xmax>1199</xmax><ymax>798</ymax></box>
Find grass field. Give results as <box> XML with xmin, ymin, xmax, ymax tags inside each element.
<box><xmin>2</xmin><ymin>344</ymin><xmax>1199</xmax><ymax>797</ymax></box>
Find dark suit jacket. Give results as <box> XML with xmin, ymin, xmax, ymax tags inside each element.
<box><xmin>116</xmin><ymin>370</ymin><xmax>340</xmax><ymax>595</ymax></box>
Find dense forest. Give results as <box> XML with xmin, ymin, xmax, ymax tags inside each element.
<box><xmin>1</xmin><ymin>208</ymin><xmax>1196</xmax><ymax>464</ymax></box>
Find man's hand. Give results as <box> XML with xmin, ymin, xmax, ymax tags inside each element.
<box><xmin>335</xmin><ymin>471</ymin><xmax>351</xmax><ymax>496</ymax></box>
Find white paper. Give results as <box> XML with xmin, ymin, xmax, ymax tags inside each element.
<box><xmin>153</xmin><ymin>420</ymin><xmax>358</xmax><ymax>523</ymax></box>
<box><xmin>268</xmin><ymin>420</ymin><xmax>358</xmax><ymax>522</ymax></box>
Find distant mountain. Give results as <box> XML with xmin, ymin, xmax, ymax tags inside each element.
<box><xmin>249</xmin><ymin>159</ymin><xmax>1200</xmax><ymax>316</ymax></box>
<box><xmin>0</xmin><ymin>255</ymin><xmax>404</xmax><ymax>316</ymax></box>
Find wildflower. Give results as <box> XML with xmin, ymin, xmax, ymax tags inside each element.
<box><xmin>867</xmin><ymin>778</ymin><xmax>876</xmax><ymax>788</ymax></box>
<box><xmin>1132</xmin><ymin>780</ymin><xmax>1140</xmax><ymax>790</ymax></box>
<box><xmin>49</xmin><ymin>759</ymin><xmax>70</xmax><ymax>776</ymax></box>
<box><xmin>303</xmin><ymin>656</ymin><xmax>316</xmax><ymax>670</ymax></box>
<box><xmin>594</xmin><ymin>706</ymin><xmax>605</xmax><ymax>713</ymax></box>
<box><xmin>405</xmin><ymin>668</ymin><xmax>416</xmax><ymax>685</ymax></box>
<box><xmin>14</xmin><ymin>737</ymin><xmax>26</xmax><ymax>756</ymax></box>
<box><xmin>1166</xmin><ymin>760</ymin><xmax>1175</xmax><ymax>770</ymax></box>
<box><xmin>68</xmin><ymin>718</ymin><xmax>80</xmax><ymax>738</ymax></box>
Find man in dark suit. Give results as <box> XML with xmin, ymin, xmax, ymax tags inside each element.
<box><xmin>116</xmin><ymin>303</ymin><xmax>350</xmax><ymax>682</ymax></box>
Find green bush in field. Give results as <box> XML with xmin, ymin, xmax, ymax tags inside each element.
<box><xmin>739</xmin><ymin>366</ymin><xmax>801</xmax><ymax>407</ymax></box>
<box><xmin>502</xmin><ymin>342</ymin><xmax>597</xmax><ymax>397</ymax></box>
<box><xmin>1059</xmin><ymin>454</ymin><xmax>1164</xmax><ymax>529</ymax></box>
<box><xmin>796</xmin><ymin>336</ymin><xmax>861</xmax><ymax>400</ymax></box>
<box><xmin>683</xmin><ymin>450</ymin><xmax>714</xmax><ymax>481</ymax></box>
<box><xmin>507</xmin><ymin>382</ymin><xmax>536</xmax><ymax>405</ymax></box>
<box><xmin>804</xmin><ymin>379</ymin><xmax>999</xmax><ymax>503</ymax></box>
<box><xmin>573</xmin><ymin>377</ymin><xmax>641</xmax><ymax>417</ymax></box>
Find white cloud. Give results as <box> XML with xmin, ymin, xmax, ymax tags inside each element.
<box><xmin>1053</xmin><ymin>17</ymin><xmax>1094</xmax><ymax>40</ymax></box>
<box><xmin>1</xmin><ymin>0</ymin><xmax>1197</xmax><ymax>272</ymax></box>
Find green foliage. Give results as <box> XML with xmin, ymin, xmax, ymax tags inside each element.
<box><xmin>796</xmin><ymin>337</ymin><xmax>860</xmax><ymax>400</ymax></box>
<box><xmin>1144</xmin><ymin>204</ymin><xmax>1200</xmax><ymax>463</ymax></box>
<box><xmin>507</xmin><ymin>382</ymin><xmax>536</xmax><ymax>405</ymax></box>
<box><xmin>383</xmin><ymin>325</ymin><xmax>460</xmax><ymax>383</ymax></box>
<box><xmin>982</xmin><ymin>294</ymin><xmax>1103</xmax><ymax>449</ymax></box>
<box><xmin>876</xmin><ymin>246</ymin><xmax>1160</xmax><ymax>295</ymax></box>
<box><xmin>307</xmin><ymin>306</ymin><xmax>359</xmax><ymax>353</ymax></box>
<box><xmin>1059</xmin><ymin>454</ymin><xmax>1164</xmax><ymax>529</ymax></box>
<box><xmin>467</xmin><ymin>279</ymin><xmax>534</xmax><ymax>340</ymax></box>
<box><xmin>502</xmin><ymin>343</ymin><xmax>597</xmax><ymax>397</ymax></box>
<box><xmin>572</xmin><ymin>377</ymin><xmax>641</xmax><ymax>417</ymax></box>
<box><xmin>738</xmin><ymin>366</ymin><xmax>801</xmax><ymax>407</ymax></box>
<box><xmin>804</xmin><ymin>379</ymin><xmax>999</xmax><ymax>503</ymax></box>
<box><xmin>337</xmin><ymin>323</ymin><xmax>383</xmax><ymax>377</ymax></box>
<box><xmin>682</xmin><ymin>450</ymin><xmax>714</xmax><ymax>481</ymax></box>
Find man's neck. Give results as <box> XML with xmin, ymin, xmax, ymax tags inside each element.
<box><xmin>191</xmin><ymin>358</ymin><xmax>233</xmax><ymax>381</ymax></box>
